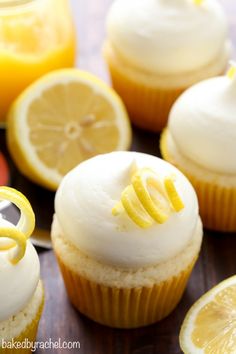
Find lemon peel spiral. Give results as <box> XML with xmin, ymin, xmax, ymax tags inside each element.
<box><xmin>0</xmin><ymin>186</ymin><xmax>35</xmax><ymax>264</ymax></box>
<box><xmin>112</xmin><ymin>168</ymin><xmax>184</xmax><ymax>229</ymax></box>
<box><xmin>121</xmin><ymin>185</ymin><xmax>154</xmax><ymax>229</ymax></box>
<box><xmin>132</xmin><ymin>168</ymin><xmax>170</xmax><ymax>224</ymax></box>
<box><xmin>164</xmin><ymin>177</ymin><xmax>184</xmax><ymax>212</ymax></box>
<box><xmin>227</xmin><ymin>61</ymin><xmax>236</xmax><ymax>79</ymax></box>
<box><xmin>194</xmin><ymin>0</ymin><xmax>204</xmax><ymax>5</ymax></box>
<box><xmin>0</xmin><ymin>227</ymin><xmax>27</xmax><ymax>264</ymax></box>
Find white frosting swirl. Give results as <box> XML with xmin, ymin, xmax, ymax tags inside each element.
<box><xmin>0</xmin><ymin>216</ymin><xmax>40</xmax><ymax>322</ymax></box>
<box><xmin>106</xmin><ymin>0</ymin><xmax>228</xmax><ymax>74</ymax></box>
<box><xmin>168</xmin><ymin>75</ymin><xmax>236</xmax><ymax>174</ymax></box>
<box><xmin>55</xmin><ymin>152</ymin><xmax>200</xmax><ymax>269</ymax></box>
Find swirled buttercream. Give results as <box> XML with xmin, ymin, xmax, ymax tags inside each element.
<box><xmin>168</xmin><ymin>74</ymin><xmax>236</xmax><ymax>174</ymax></box>
<box><xmin>0</xmin><ymin>216</ymin><xmax>40</xmax><ymax>322</ymax></box>
<box><xmin>106</xmin><ymin>0</ymin><xmax>228</xmax><ymax>74</ymax></box>
<box><xmin>55</xmin><ymin>152</ymin><xmax>200</xmax><ymax>269</ymax></box>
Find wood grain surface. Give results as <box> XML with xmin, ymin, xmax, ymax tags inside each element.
<box><xmin>1</xmin><ymin>0</ymin><xmax>236</xmax><ymax>353</ymax></box>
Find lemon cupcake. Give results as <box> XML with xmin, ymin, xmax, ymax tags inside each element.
<box><xmin>161</xmin><ymin>65</ymin><xmax>236</xmax><ymax>232</ymax></box>
<box><xmin>104</xmin><ymin>0</ymin><xmax>230</xmax><ymax>132</ymax></box>
<box><xmin>51</xmin><ymin>151</ymin><xmax>203</xmax><ymax>328</ymax></box>
<box><xmin>0</xmin><ymin>187</ymin><xmax>44</xmax><ymax>353</ymax></box>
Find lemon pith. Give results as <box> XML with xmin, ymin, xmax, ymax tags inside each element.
<box><xmin>180</xmin><ymin>275</ymin><xmax>236</xmax><ymax>354</ymax></box>
<box><xmin>0</xmin><ymin>186</ymin><xmax>35</xmax><ymax>264</ymax></box>
<box><xmin>113</xmin><ymin>167</ymin><xmax>184</xmax><ymax>228</ymax></box>
<box><xmin>7</xmin><ymin>69</ymin><xmax>132</xmax><ymax>191</ymax></box>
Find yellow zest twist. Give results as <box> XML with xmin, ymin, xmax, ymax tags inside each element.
<box><xmin>112</xmin><ymin>168</ymin><xmax>184</xmax><ymax>229</ymax></box>
<box><xmin>0</xmin><ymin>187</ymin><xmax>35</xmax><ymax>264</ymax></box>
<box><xmin>227</xmin><ymin>61</ymin><xmax>236</xmax><ymax>79</ymax></box>
<box><xmin>164</xmin><ymin>177</ymin><xmax>185</xmax><ymax>212</ymax></box>
<box><xmin>194</xmin><ymin>0</ymin><xmax>204</xmax><ymax>5</ymax></box>
<box><xmin>0</xmin><ymin>228</ymin><xmax>27</xmax><ymax>265</ymax></box>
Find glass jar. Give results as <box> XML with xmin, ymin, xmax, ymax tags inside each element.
<box><xmin>0</xmin><ymin>0</ymin><xmax>76</xmax><ymax>123</ymax></box>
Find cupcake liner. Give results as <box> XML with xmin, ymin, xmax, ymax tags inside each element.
<box><xmin>160</xmin><ymin>131</ymin><xmax>236</xmax><ymax>232</ymax></box>
<box><xmin>186</xmin><ymin>176</ymin><xmax>236</xmax><ymax>232</ymax></box>
<box><xmin>104</xmin><ymin>44</ymin><xmax>227</xmax><ymax>133</ymax></box>
<box><xmin>0</xmin><ymin>294</ymin><xmax>44</xmax><ymax>354</ymax></box>
<box><xmin>56</xmin><ymin>254</ymin><xmax>197</xmax><ymax>329</ymax></box>
<box><xmin>106</xmin><ymin>57</ymin><xmax>185</xmax><ymax>132</ymax></box>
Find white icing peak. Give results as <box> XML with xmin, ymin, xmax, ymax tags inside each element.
<box><xmin>168</xmin><ymin>71</ymin><xmax>236</xmax><ymax>174</ymax></box>
<box><xmin>0</xmin><ymin>216</ymin><xmax>40</xmax><ymax>322</ymax></box>
<box><xmin>55</xmin><ymin>152</ymin><xmax>199</xmax><ymax>269</ymax></box>
<box><xmin>106</xmin><ymin>0</ymin><xmax>228</xmax><ymax>74</ymax></box>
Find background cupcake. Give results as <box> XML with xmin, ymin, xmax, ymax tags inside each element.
<box><xmin>51</xmin><ymin>151</ymin><xmax>203</xmax><ymax>328</ymax></box>
<box><xmin>0</xmin><ymin>187</ymin><xmax>44</xmax><ymax>353</ymax></box>
<box><xmin>161</xmin><ymin>66</ymin><xmax>236</xmax><ymax>231</ymax></box>
<box><xmin>104</xmin><ymin>0</ymin><xmax>230</xmax><ymax>132</ymax></box>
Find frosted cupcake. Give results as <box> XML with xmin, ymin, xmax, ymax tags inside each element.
<box><xmin>161</xmin><ymin>64</ymin><xmax>236</xmax><ymax>231</ymax></box>
<box><xmin>0</xmin><ymin>187</ymin><xmax>44</xmax><ymax>353</ymax></box>
<box><xmin>104</xmin><ymin>0</ymin><xmax>230</xmax><ymax>132</ymax></box>
<box><xmin>51</xmin><ymin>151</ymin><xmax>203</xmax><ymax>328</ymax></box>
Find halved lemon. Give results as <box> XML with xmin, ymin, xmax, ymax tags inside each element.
<box><xmin>180</xmin><ymin>275</ymin><xmax>236</xmax><ymax>353</ymax></box>
<box><xmin>7</xmin><ymin>69</ymin><xmax>132</xmax><ymax>190</ymax></box>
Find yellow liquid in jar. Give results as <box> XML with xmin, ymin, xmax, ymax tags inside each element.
<box><xmin>0</xmin><ymin>0</ymin><xmax>76</xmax><ymax>122</ymax></box>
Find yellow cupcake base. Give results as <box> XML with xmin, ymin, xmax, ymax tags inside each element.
<box><xmin>0</xmin><ymin>292</ymin><xmax>44</xmax><ymax>354</ymax></box>
<box><xmin>160</xmin><ymin>130</ymin><xmax>236</xmax><ymax>232</ymax></box>
<box><xmin>185</xmin><ymin>175</ymin><xmax>236</xmax><ymax>232</ymax></box>
<box><xmin>105</xmin><ymin>55</ymin><xmax>184</xmax><ymax>132</ymax></box>
<box><xmin>104</xmin><ymin>43</ymin><xmax>227</xmax><ymax>133</ymax></box>
<box><xmin>56</xmin><ymin>254</ymin><xmax>197</xmax><ymax>329</ymax></box>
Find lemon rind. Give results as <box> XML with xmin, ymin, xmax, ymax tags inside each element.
<box><xmin>179</xmin><ymin>275</ymin><xmax>236</xmax><ymax>354</ymax></box>
<box><xmin>0</xmin><ymin>227</ymin><xmax>27</xmax><ymax>264</ymax></box>
<box><xmin>7</xmin><ymin>69</ymin><xmax>132</xmax><ymax>191</ymax></box>
<box><xmin>113</xmin><ymin>167</ymin><xmax>184</xmax><ymax>229</ymax></box>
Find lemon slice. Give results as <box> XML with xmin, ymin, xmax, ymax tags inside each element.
<box><xmin>7</xmin><ymin>69</ymin><xmax>132</xmax><ymax>191</ymax></box>
<box><xmin>180</xmin><ymin>275</ymin><xmax>236</xmax><ymax>353</ymax></box>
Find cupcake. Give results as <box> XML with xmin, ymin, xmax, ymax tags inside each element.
<box><xmin>0</xmin><ymin>187</ymin><xmax>44</xmax><ymax>353</ymax></box>
<box><xmin>103</xmin><ymin>0</ymin><xmax>230</xmax><ymax>132</ymax></box>
<box><xmin>160</xmin><ymin>65</ymin><xmax>236</xmax><ymax>232</ymax></box>
<box><xmin>51</xmin><ymin>151</ymin><xmax>203</xmax><ymax>328</ymax></box>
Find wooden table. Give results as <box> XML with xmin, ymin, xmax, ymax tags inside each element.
<box><xmin>1</xmin><ymin>0</ymin><xmax>236</xmax><ymax>353</ymax></box>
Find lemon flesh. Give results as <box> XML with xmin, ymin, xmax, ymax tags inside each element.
<box><xmin>180</xmin><ymin>276</ymin><xmax>236</xmax><ymax>354</ymax></box>
<box><xmin>7</xmin><ymin>69</ymin><xmax>131</xmax><ymax>190</ymax></box>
